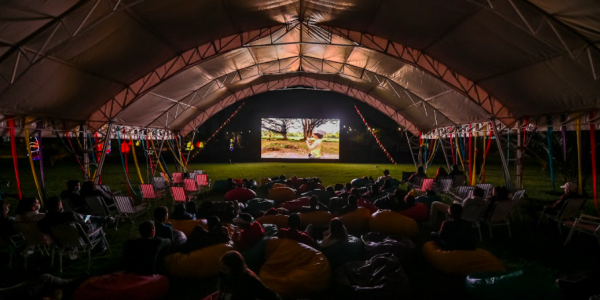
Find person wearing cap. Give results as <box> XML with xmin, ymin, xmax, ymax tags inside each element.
<box><xmin>306</xmin><ymin>131</ymin><xmax>324</xmax><ymax>159</ymax></box>
<box><xmin>544</xmin><ymin>182</ymin><xmax>579</xmax><ymax>215</ymax></box>
<box><xmin>233</xmin><ymin>213</ymin><xmax>264</xmax><ymax>251</ymax></box>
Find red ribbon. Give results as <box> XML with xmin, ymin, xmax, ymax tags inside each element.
<box><xmin>7</xmin><ymin>118</ymin><xmax>22</xmax><ymax>199</ymax></box>
<box><xmin>591</xmin><ymin>112</ymin><xmax>597</xmax><ymax>213</ymax></box>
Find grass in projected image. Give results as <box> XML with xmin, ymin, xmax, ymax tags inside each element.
<box><xmin>261</xmin><ymin>118</ymin><xmax>340</xmax><ymax>159</ymax></box>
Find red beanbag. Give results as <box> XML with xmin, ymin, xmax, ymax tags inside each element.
<box><xmin>358</xmin><ymin>199</ymin><xmax>378</xmax><ymax>214</ymax></box>
<box><xmin>233</xmin><ymin>179</ymin><xmax>243</xmax><ymax>187</ymax></box>
<box><xmin>280</xmin><ymin>197</ymin><xmax>311</xmax><ymax>212</ymax></box>
<box><xmin>224</xmin><ymin>188</ymin><xmax>257</xmax><ymax>202</ymax></box>
<box><xmin>74</xmin><ymin>272</ymin><xmax>169</xmax><ymax>300</ymax></box>
<box><xmin>399</xmin><ymin>202</ymin><xmax>430</xmax><ymax>222</ymax></box>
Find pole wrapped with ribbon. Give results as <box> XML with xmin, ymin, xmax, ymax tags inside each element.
<box><xmin>354</xmin><ymin>105</ymin><xmax>397</xmax><ymax>164</ymax></box>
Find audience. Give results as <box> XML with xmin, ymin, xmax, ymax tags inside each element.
<box><xmin>300</xmin><ymin>196</ymin><xmax>328</xmax><ymax>213</ymax></box>
<box><xmin>376</xmin><ymin>169</ymin><xmax>392</xmax><ymax>185</ymax></box>
<box><xmin>171</xmin><ymin>202</ymin><xmax>195</xmax><ymax>220</ymax></box>
<box><xmin>431</xmin><ymin>204</ymin><xmax>475</xmax><ymax>250</ymax></box>
<box><xmin>123</xmin><ymin>221</ymin><xmax>171</xmax><ymax>275</ymax></box>
<box><xmin>277</xmin><ymin>213</ymin><xmax>318</xmax><ymax>248</ymax></box>
<box><xmin>318</xmin><ymin>218</ymin><xmax>348</xmax><ymax>248</ymax></box>
<box><xmin>433</xmin><ymin>167</ymin><xmax>449</xmax><ymax>184</ymax></box>
<box><xmin>428</xmin><ymin>187</ymin><xmax>487</xmax><ymax>226</ymax></box>
<box><xmin>374</xmin><ymin>189</ymin><xmax>404</xmax><ymax>211</ymax></box>
<box><xmin>232</xmin><ymin>213</ymin><xmax>264</xmax><ymax>251</ymax></box>
<box><xmin>80</xmin><ymin>181</ymin><xmax>115</xmax><ymax>207</ymax></box>
<box><xmin>415</xmin><ymin>190</ymin><xmax>441</xmax><ymax>208</ymax></box>
<box><xmin>337</xmin><ymin>195</ymin><xmax>358</xmax><ymax>216</ymax></box>
<box><xmin>448</xmin><ymin>164</ymin><xmax>464</xmax><ymax>176</ymax></box>
<box><xmin>182</xmin><ymin>216</ymin><xmax>230</xmax><ymax>253</ymax></box>
<box><xmin>218</xmin><ymin>251</ymin><xmax>280</xmax><ymax>300</ymax></box>
<box><xmin>407</xmin><ymin>166</ymin><xmax>427</xmax><ymax>188</ymax></box>
<box><xmin>483</xmin><ymin>186</ymin><xmax>510</xmax><ymax>218</ymax></box>
<box><xmin>15</xmin><ymin>198</ymin><xmax>44</xmax><ymax>221</ymax></box>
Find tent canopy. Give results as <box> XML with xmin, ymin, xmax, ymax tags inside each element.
<box><xmin>1</xmin><ymin>0</ymin><xmax>599</xmax><ymax>135</ymax></box>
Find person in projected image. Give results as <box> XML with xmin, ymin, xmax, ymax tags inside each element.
<box><xmin>306</xmin><ymin>130</ymin><xmax>324</xmax><ymax>159</ymax></box>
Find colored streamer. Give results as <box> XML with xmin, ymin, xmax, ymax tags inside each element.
<box><xmin>7</xmin><ymin>119</ymin><xmax>22</xmax><ymax>199</ymax></box>
<box><xmin>590</xmin><ymin>112</ymin><xmax>597</xmax><ymax>212</ymax></box>
<box><xmin>354</xmin><ymin>105</ymin><xmax>397</xmax><ymax>164</ymax></box>
<box><xmin>116</xmin><ymin>130</ymin><xmax>139</xmax><ymax>196</ymax></box>
<box><xmin>547</xmin><ymin>124</ymin><xmax>556</xmax><ymax>192</ymax></box>
<box><xmin>576</xmin><ymin>118</ymin><xmax>583</xmax><ymax>195</ymax></box>
<box><xmin>130</xmin><ymin>136</ymin><xmax>145</xmax><ymax>184</ymax></box>
<box><xmin>23</xmin><ymin>128</ymin><xmax>44</xmax><ymax>203</ymax></box>
<box><xmin>36</xmin><ymin>125</ymin><xmax>45</xmax><ymax>190</ymax></box>
<box><xmin>468</xmin><ymin>128</ymin><xmax>472</xmax><ymax>184</ymax></box>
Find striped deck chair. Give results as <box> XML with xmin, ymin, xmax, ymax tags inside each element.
<box><xmin>476</xmin><ymin>183</ymin><xmax>494</xmax><ymax>199</ymax></box>
<box><xmin>486</xmin><ymin>201</ymin><xmax>513</xmax><ymax>238</ymax></box>
<box><xmin>50</xmin><ymin>222</ymin><xmax>108</xmax><ymax>273</ymax></box>
<box><xmin>153</xmin><ymin>176</ymin><xmax>167</xmax><ymax>192</ymax></box>
<box><xmin>172</xmin><ymin>172</ymin><xmax>184</xmax><ymax>185</ymax></box>
<box><xmin>160</xmin><ymin>172</ymin><xmax>171</xmax><ymax>185</ymax></box>
<box><xmin>184</xmin><ymin>178</ymin><xmax>198</xmax><ymax>195</ymax></box>
<box><xmin>140</xmin><ymin>184</ymin><xmax>165</xmax><ymax>206</ymax></box>
<box><xmin>451</xmin><ymin>186</ymin><xmax>474</xmax><ymax>201</ymax></box>
<box><xmin>416</xmin><ymin>178</ymin><xmax>434</xmax><ymax>192</ymax></box>
<box><xmin>435</xmin><ymin>178</ymin><xmax>454</xmax><ymax>194</ymax></box>
<box><xmin>509</xmin><ymin>189</ymin><xmax>526</xmax><ymax>220</ymax></box>
<box><xmin>113</xmin><ymin>195</ymin><xmax>149</xmax><ymax>231</ymax></box>
<box><xmin>195</xmin><ymin>173</ymin><xmax>209</xmax><ymax>188</ymax></box>
<box><xmin>84</xmin><ymin>196</ymin><xmax>112</xmax><ymax>217</ymax></box>
<box><xmin>171</xmin><ymin>186</ymin><xmax>193</xmax><ymax>208</ymax></box>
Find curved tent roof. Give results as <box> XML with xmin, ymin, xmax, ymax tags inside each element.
<box><xmin>0</xmin><ymin>0</ymin><xmax>599</xmax><ymax>136</ymax></box>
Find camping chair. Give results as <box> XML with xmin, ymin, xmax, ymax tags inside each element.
<box><xmin>435</xmin><ymin>178</ymin><xmax>454</xmax><ymax>194</ymax></box>
<box><xmin>563</xmin><ymin>214</ymin><xmax>600</xmax><ymax>246</ymax></box>
<box><xmin>451</xmin><ymin>186</ymin><xmax>474</xmax><ymax>201</ymax></box>
<box><xmin>172</xmin><ymin>172</ymin><xmax>184</xmax><ymax>185</ymax></box>
<box><xmin>50</xmin><ymin>222</ymin><xmax>109</xmax><ymax>273</ymax></box>
<box><xmin>486</xmin><ymin>201</ymin><xmax>513</xmax><ymax>238</ymax></box>
<box><xmin>452</xmin><ymin>174</ymin><xmax>467</xmax><ymax>188</ymax></box>
<box><xmin>84</xmin><ymin>196</ymin><xmax>112</xmax><ymax>217</ymax></box>
<box><xmin>538</xmin><ymin>198</ymin><xmax>587</xmax><ymax>234</ymax></box>
<box><xmin>416</xmin><ymin>178</ymin><xmax>434</xmax><ymax>192</ymax></box>
<box><xmin>462</xmin><ymin>203</ymin><xmax>487</xmax><ymax>241</ymax></box>
<box><xmin>184</xmin><ymin>178</ymin><xmax>198</xmax><ymax>196</ymax></box>
<box><xmin>160</xmin><ymin>172</ymin><xmax>171</xmax><ymax>185</ymax></box>
<box><xmin>113</xmin><ymin>195</ymin><xmax>149</xmax><ymax>232</ymax></box>
<box><xmin>153</xmin><ymin>176</ymin><xmax>168</xmax><ymax>192</ymax></box>
<box><xmin>0</xmin><ymin>232</ymin><xmax>24</xmax><ymax>268</ymax></box>
<box><xmin>61</xmin><ymin>197</ymin><xmax>77</xmax><ymax>213</ymax></box>
<box><xmin>401</xmin><ymin>172</ymin><xmax>413</xmax><ymax>183</ymax></box>
<box><xmin>509</xmin><ymin>189</ymin><xmax>526</xmax><ymax>220</ymax></box>
<box><xmin>171</xmin><ymin>186</ymin><xmax>193</xmax><ymax>209</ymax></box>
<box><xmin>195</xmin><ymin>173</ymin><xmax>210</xmax><ymax>188</ymax></box>
<box><xmin>476</xmin><ymin>183</ymin><xmax>494</xmax><ymax>199</ymax></box>
<box><xmin>140</xmin><ymin>184</ymin><xmax>165</xmax><ymax>206</ymax></box>
<box><xmin>13</xmin><ymin>221</ymin><xmax>54</xmax><ymax>268</ymax></box>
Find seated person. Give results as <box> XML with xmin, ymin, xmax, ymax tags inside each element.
<box><xmin>276</xmin><ymin>213</ymin><xmax>318</xmax><ymax>248</ymax></box>
<box><xmin>374</xmin><ymin>189</ymin><xmax>404</xmax><ymax>211</ymax></box>
<box><xmin>430</xmin><ymin>204</ymin><xmax>475</xmax><ymax>251</ymax></box>
<box><xmin>428</xmin><ymin>187</ymin><xmax>487</xmax><ymax>226</ymax></box>
<box><xmin>218</xmin><ymin>251</ymin><xmax>280</xmax><ymax>300</ymax></box>
<box><xmin>59</xmin><ymin>180</ymin><xmax>86</xmax><ymax>212</ymax></box>
<box><xmin>123</xmin><ymin>221</ymin><xmax>171</xmax><ymax>275</ymax></box>
<box><xmin>483</xmin><ymin>186</ymin><xmax>510</xmax><ymax>218</ymax></box>
<box><xmin>402</xmin><ymin>195</ymin><xmax>416</xmax><ymax>209</ymax></box>
<box><xmin>376</xmin><ymin>169</ymin><xmax>392</xmax><ymax>185</ymax></box>
<box><xmin>15</xmin><ymin>197</ymin><xmax>44</xmax><ymax>221</ymax></box>
<box><xmin>153</xmin><ymin>206</ymin><xmax>186</xmax><ymax>245</ymax></box>
<box><xmin>171</xmin><ymin>202</ymin><xmax>195</xmax><ymax>220</ymax></box>
<box><xmin>0</xmin><ymin>199</ymin><xmax>18</xmax><ymax>241</ymax></box>
<box><xmin>334</xmin><ymin>183</ymin><xmax>345</xmax><ymax>193</ymax></box>
<box><xmin>233</xmin><ymin>213</ymin><xmax>264</xmax><ymax>251</ymax></box>
<box><xmin>337</xmin><ymin>195</ymin><xmax>358</xmax><ymax>216</ymax></box>
<box><xmin>433</xmin><ymin>166</ymin><xmax>450</xmax><ymax>184</ymax></box>
<box><xmin>448</xmin><ymin>164</ymin><xmax>465</xmax><ymax>176</ymax></box>
<box><xmin>415</xmin><ymin>190</ymin><xmax>442</xmax><ymax>208</ymax></box>
<box><xmin>544</xmin><ymin>182</ymin><xmax>579</xmax><ymax>215</ymax></box>
<box><xmin>300</xmin><ymin>196</ymin><xmax>329</xmax><ymax>213</ymax></box>
<box><xmin>181</xmin><ymin>216</ymin><xmax>230</xmax><ymax>253</ymax></box>
<box><xmin>407</xmin><ymin>166</ymin><xmax>428</xmax><ymax>188</ymax></box>
<box><xmin>80</xmin><ymin>181</ymin><xmax>115</xmax><ymax>207</ymax></box>
<box><xmin>317</xmin><ymin>218</ymin><xmax>348</xmax><ymax>248</ymax></box>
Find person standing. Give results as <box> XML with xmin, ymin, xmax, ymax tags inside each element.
<box><xmin>306</xmin><ymin>132</ymin><xmax>324</xmax><ymax>159</ymax></box>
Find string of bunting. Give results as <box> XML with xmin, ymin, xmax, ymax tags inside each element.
<box><xmin>189</xmin><ymin>102</ymin><xmax>246</xmax><ymax>161</ymax></box>
<box><xmin>354</xmin><ymin>105</ymin><xmax>397</xmax><ymax>164</ymax></box>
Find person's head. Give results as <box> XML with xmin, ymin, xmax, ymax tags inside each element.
<box><xmin>139</xmin><ymin>221</ymin><xmax>155</xmax><ymax>238</ymax></box>
<box><xmin>561</xmin><ymin>182</ymin><xmax>577</xmax><ymax>194</ymax></box>
<box><xmin>404</xmin><ymin>195</ymin><xmax>415</xmax><ymax>207</ymax></box>
<box><xmin>0</xmin><ymin>200</ymin><xmax>9</xmax><ymax>219</ymax></box>
<box><xmin>383</xmin><ymin>169</ymin><xmax>390</xmax><ymax>176</ymax></box>
<box><xmin>348</xmin><ymin>195</ymin><xmax>358</xmax><ymax>206</ymax></box>
<box><xmin>44</xmin><ymin>196</ymin><xmax>62</xmax><ymax>213</ymax></box>
<box><xmin>473</xmin><ymin>187</ymin><xmax>484</xmax><ymax>198</ymax></box>
<box><xmin>313</xmin><ymin>132</ymin><xmax>323</xmax><ymax>139</ymax></box>
<box><xmin>288</xmin><ymin>213</ymin><xmax>301</xmax><ymax>230</ymax></box>
<box><xmin>448</xmin><ymin>204</ymin><xmax>463</xmax><ymax>219</ymax></box>
<box><xmin>173</xmin><ymin>202</ymin><xmax>187</xmax><ymax>217</ymax></box>
<box><xmin>345</xmin><ymin>183</ymin><xmax>352</xmax><ymax>191</ymax></box>
<box><xmin>417</xmin><ymin>166</ymin><xmax>425</xmax><ymax>174</ymax></box>
<box><xmin>334</xmin><ymin>183</ymin><xmax>344</xmax><ymax>191</ymax></box>
<box><xmin>153</xmin><ymin>206</ymin><xmax>169</xmax><ymax>223</ymax></box>
<box><xmin>328</xmin><ymin>218</ymin><xmax>348</xmax><ymax>240</ymax></box>
<box><xmin>220</xmin><ymin>251</ymin><xmax>248</xmax><ymax>275</ymax></box>
<box><xmin>66</xmin><ymin>180</ymin><xmax>80</xmax><ymax>192</ymax></box>
<box><xmin>325</xmin><ymin>186</ymin><xmax>334</xmax><ymax>193</ymax></box>
<box><xmin>81</xmin><ymin>181</ymin><xmax>95</xmax><ymax>194</ymax></box>
<box><xmin>19</xmin><ymin>197</ymin><xmax>40</xmax><ymax>214</ymax></box>
<box><xmin>279</xmin><ymin>175</ymin><xmax>286</xmax><ymax>180</ymax></box>
<box><xmin>207</xmin><ymin>216</ymin><xmax>222</xmax><ymax>232</ymax></box>
<box><xmin>309</xmin><ymin>195</ymin><xmax>319</xmax><ymax>207</ymax></box>
<box><xmin>233</xmin><ymin>213</ymin><xmax>254</xmax><ymax>229</ymax></box>
<box><xmin>436</xmin><ymin>167</ymin><xmax>447</xmax><ymax>176</ymax></box>
<box><xmin>426</xmin><ymin>189</ymin><xmax>436</xmax><ymax>197</ymax></box>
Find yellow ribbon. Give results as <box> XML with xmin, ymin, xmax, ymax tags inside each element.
<box><xmin>130</xmin><ymin>136</ymin><xmax>144</xmax><ymax>184</ymax></box>
<box><xmin>24</xmin><ymin>127</ymin><xmax>44</xmax><ymax>203</ymax></box>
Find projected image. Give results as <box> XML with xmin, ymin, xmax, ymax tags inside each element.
<box><xmin>261</xmin><ymin>118</ymin><xmax>340</xmax><ymax>159</ymax></box>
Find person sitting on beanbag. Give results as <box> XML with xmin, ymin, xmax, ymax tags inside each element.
<box><xmin>218</xmin><ymin>251</ymin><xmax>280</xmax><ymax>300</ymax></box>
<box><xmin>317</xmin><ymin>218</ymin><xmax>348</xmax><ymax>249</ymax></box>
<box><xmin>277</xmin><ymin>214</ymin><xmax>318</xmax><ymax>249</ymax></box>
<box><xmin>171</xmin><ymin>203</ymin><xmax>195</xmax><ymax>220</ymax></box>
<box><xmin>124</xmin><ymin>221</ymin><xmax>171</xmax><ymax>275</ymax></box>
<box><xmin>336</xmin><ymin>195</ymin><xmax>358</xmax><ymax>216</ymax></box>
<box><xmin>233</xmin><ymin>213</ymin><xmax>264</xmax><ymax>251</ymax></box>
<box><xmin>180</xmin><ymin>216</ymin><xmax>230</xmax><ymax>254</ymax></box>
<box><xmin>300</xmin><ymin>196</ymin><xmax>329</xmax><ymax>213</ymax></box>
<box><xmin>430</xmin><ymin>204</ymin><xmax>475</xmax><ymax>251</ymax></box>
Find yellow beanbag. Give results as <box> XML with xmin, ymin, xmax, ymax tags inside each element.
<box><xmin>339</xmin><ymin>208</ymin><xmax>371</xmax><ymax>232</ymax></box>
<box><xmin>422</xmin><ymin>241</ymin><xmax>505</xmax><ymax>276</ymax></box>
<box><xmin>271</xmin><ymin>183</ymin><xmax>288</xmax><ymax>189</ymax></box>
<box><xmin>169</xmin><ymin>219</ymin><xmax>234</xmax><ymax>237</ymax></box>
<box><xmin>369</xmin><ymin>210</ymin><xmax>418</xmax><ymax>238</ymax></box>
<box><xmin>257</xmin><ymin>215</ymin><xmax>289</xmax><ymax>229</ymax></box>
<box><xmin>165</xmin><ymin>242</ymin><xmax>234</xmax><ymax>279</ymax></box>
<box><xmin>300</xmin><ymin>211</ymin><xmax>333</xmax><ymax>227</ymax></box>
<box><xmin>268</xmin><ymin>187</ymin><xmax>297</xmax><ymax>203</ymax></box>
<box><xmin>259</xmin><ymin>239</ymin><xmax>331</xmax><ymax>297</ymax></box>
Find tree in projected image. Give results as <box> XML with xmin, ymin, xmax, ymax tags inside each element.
<box><xmin>302</xmin><ymin>119</ymin><xmax>339</xmax><ymax>139</ymax></box>
<box><xmin>261</xmin><ymin>118</ymin><xmax>297</xmax><ymax>140</ymax></box>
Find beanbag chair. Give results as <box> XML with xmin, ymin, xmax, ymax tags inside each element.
<box><xmin>233</xmin><ymin>179</ymin><xmax>243</xmax><ymax>187</ymax></box>
<box><xmin>257</xmin><ymin>214</ymin><xmax>289</xmax><ymax>229</ymax></box>
<box><xmin>271</xmin><ymin>183</ymin><xmax>288</xmax><ymax>189</ymax></box>
<box><xmin>212</xmin><ymin>180</ymin><xmax>231</xmax><ymax>191</ymax></box>
<box><xmin>260</xmin><ymin>177</ymin><xmax>271</xmax><ymax>186</ymax></box>
<box><xmin>268</xmin><ymin>187</ymin><xmax>297</xmax><ymax>203</ymax></box>
<box><xmin>259</xmin><ymin>239</ymin><xmax>331</xmax><ymax>297</ymax></box>
<box><xmin>74</xmin><ymin>272</ymin><xmax>169</xmax><ymax>300</ymax></box>
<box><xmin>339</xmin><ymin>207</ymin><xmax>372</xmax><ymax>232</ymax></box>
<box><xmin>466</xmin><ymin>269</ymin><xmax>560</xmax><ymax>300</ymax></box>
<box><xmin>351</xmin><ymin>178</ymin><xmax>369</xmax><ymax>188</ymax></box>
<box><xmin>358</xmin><ymin>199</ymin><xmax>377</xmax><ymax>214</ymax></box>
<box><xmin>369</xmin><ymin>210</ymin><xmax>418</xmax><ymax>238</ymax></box>
<box><xmin>320</xmin><ymin>235</ymin><xmax>365</xmax><ymax>270</ymax></box>
<box><xmin>165</xmin><ymin>242</ymin><xmax>235</xmax><ymax>279</ymax></box>
<box><xmin>398</xmin><ymin>202</ymin><xmax>429</xmax><ymax>222</ymax></box>
<box><xmin>335</xmin><ymin>254</ymin><xmax>409</xmax><ymax>299</ymax></box>
<box><xmin>422</xmin><ymin>241</ymin><xmax>505</xmax><ymax>275</ymax></box>
<box><xmin>290</xmin><ymin>177</ymin><xmax>303</xmax><ymax>188</ymax></box>
<box><xmin>224</xmin><ymin>188</ymin><xmax>257</xmax><ymax>202</ymax></box>
<box><xmin>169</xmin><ymin>219</ymin><xmax>234</xmax><ymax>237</ymax></box>
<box><xmin>242</xmin><ymin>237</ymin><xmax>272</xmax><ymax>273</ymax></box>
<box><xmin>244</xmin><ymin>198</ymin><xmax>275</xmax><ymax>217</ymax></box>
<box><xmin>361</xmin><ymin>232</ymin><xmax>415</xmax><ymax>263</ymax></box>
<box><xmin>300</xmin><ymin>211</ymin><xmax>333</xmax><ymax>227</ymax></box>
<box><xmin>280</xmin><ymin>197</ymin><xmax>311</xmax><ymax>212</ymax></box>
<box><xmin>301</xmin><ymin>189</ymin><xmax>333</xmax><ymax>202</ymax></box>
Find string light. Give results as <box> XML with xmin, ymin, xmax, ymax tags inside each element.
<box><xmin>189</xmin><ymin>102</ymin><xmax>246</xmax><ymax>160</ymax></box>
<box><xmin>354</xmin><ymin>105</ymin><xmax>397</xmax><ymax>164</ymax></box>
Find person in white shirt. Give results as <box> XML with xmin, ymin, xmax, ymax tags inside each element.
<box><xmin>427</xmin><ymin>187</ymin><xmax>487</xmax><ymax>226</ymax></box>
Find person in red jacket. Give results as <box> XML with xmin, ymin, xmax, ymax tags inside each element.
<box><xmin>277</xmin><ymin>213</ymin><xmax>318</xmax><ymax>248</ymax></box>
<box><xmin>232</xmin><ymin>213</ymin><xmax>264</xmax><ymax>251</ymax></box>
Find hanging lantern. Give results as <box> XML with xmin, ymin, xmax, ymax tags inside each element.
<box><xmin>29</xmin><ymin>137</ymin><xmax>40</xmax><ymax>160</ymax></box>
<box><xmin>121</xmin><ymin>141</ymin><xmax>131</xmax><ymax>153</ymax></box>
<box><xmin>230</xmin><ymin>139</ymin><xmax>234</xmax><ymax>151</ymax></box>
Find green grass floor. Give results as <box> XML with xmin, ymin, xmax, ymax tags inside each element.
<box><xmin>1</xmin><ymin>160</ymin><xmax>599</xmax><ymax>299</ymax></box>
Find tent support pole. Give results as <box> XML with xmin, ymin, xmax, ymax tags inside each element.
<box><xmin>491</xmin><ymin>119</ymin><xmax>514</xmax><ymax>191</ymax></box>
<box><xmin>516</xmin><ymin>120</ymin><xmax>524</xmax><ymax>190</ymax></box>
<box><xmin>94</xmin><ymin>122</ymin><xmax>113</xmax><ymax>184</ymax></box>
<box><xmin>152</xmin><ymin>133</ymin><xmax>167</xmax><ymax>178</ymax></box>
<box><xmin>405</xmin><ymin>130</ymin><xmax>418</xmax><ymax>170</ymax></box>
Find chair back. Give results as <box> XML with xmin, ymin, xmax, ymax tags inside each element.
<box><xmin>452</xmin><ymin>174</ymin><xmax>467</xmax><ymax>187</ymax></box>
<box><xmin>184</xmin><ymin>179</ymin><xmax>197</xmax><ymax>192</ymax></box>
<box><xmin>456</xmin><ymin>186</ymin><xmax>474</xmax><ymax>200</ymax></box>
<box><xmin>413</xmin><ymin>176</ymin><xmax>426</xmax><ymax>189</ymax></box>
<box><xmin>140</xmin><ymin>184</ymin><xmax>157</xmax><ymax>199</ymax></box>
<box><xmin>153</xmin><ymin>176</ymin><xmax>167</xmax><ymax>191</ymax></box>
<box><xmin>172</xmin><ymin>172</ymin><xmax>183</xmax><ymax>184</ymax></box>
<box><xmin>50</xmin><ymin>222</ymin><xmax>89</xmax><ymax>249</ymax></box>
<box><xmin>114</xmin><ymin>196</ymin><xmax>136</xmax><ymax>214</ymax></box>
<box><xmin>489</xmin><ymin>201</ymin><xmax>513</xmax><ymax>222</ymax></box>
<box><xmin>558</xmin><ymin>198</ymin><xmax>587</xmax><ymax>220</ymax></box>
<box><xmin>171</xmin><ymin>186</ymin><xmax>187</xmax><ymax>202</ymax></box>
<box><xmin>14</xmin><ymin>221</ymin><xmax>52</xmax><ymax>247</ymax></box>
<box><xmin>61</xmin><ymin>198</ymin><xmax>76</xmax><ymax>213</ymax></box>
<box><xmin>96</xmin><ymin>184</ymin><xmax>112</xmax><ymax>194</ymax></box>
<box><xmin>476</xmin><ymin>183</ymin><xmax>494</xmax><ymax>199</ymax></box>
<box><xmin>196</xmin><ymin>174</ymin><xmax>208</xmax><ymax>187</ymax></box>
<box><xmin>419</xmin><ymin>178</ymin><xmax>434</xmax><ymax>191</ymax></box>
<box><xmin>437</xmin><ymin>179</ymin><xmax>453</xmax><ymax>193</ymax></box>
<box><xmin>160</xmin><ymin>172</ymin><xmax>171</xmax><ymax>184</ymax></box>
<box><xmin>84</xmin><ymin>196</ymin><xmax>110</xmax><ymax>216</ymax></box>
<box><xmin>462</xmin><ymin>203</ymin><xmax>486</xmax><ymax>222</ymax></box>
<box><xmin>510</xmin><ymin>189</ymin><xmax>525</xmax><ymax>211</ymax></box>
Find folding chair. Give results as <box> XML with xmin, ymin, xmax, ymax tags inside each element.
<box><xmin>451</xmin><ymin>186</ymin><xmax>474</xmax><ymax>201</ymax></box>
<box><xmin>0</xmin><ymin>232</ymin><xmax>24</xmax><ymax>268</ymax></box>
<box><xmin>462</xmin><ymin>203</ymin><xmax>487</xmax><ymax>241</ymax></box>
<box><xmin>172</xmin><ymin>172</ymin><xmax>184</xmax><ymax>185</ymax></box>
<box><xmin>84</xmin><ymin>196</ymin><xmax>112</xmax><ymax>217</ymax></box>
<box><xmin>509</xmin><ymin>189</ymin><xmax>526</xmax><ymax>220</ymax></box>
<box><xmin>113</xmin><ymin>195</ymin><xmax>149</xmax><ymax>232</ymax></box>
<box><xmin>153</xmin><ymin>176</ymin><xmax>167</xmax><ymax>192</ymax></box>
<box><xmin>563</xmin><ymin>214</ymin><xmax>600</xmax><ymax>246</ymax></box>
<box><xmin>452</xmin><ymin>174</ymin><xmax>467</xmax><ymax>188</ymax></box>
<box><xmin>435</xmin><ymin>178</ymin><xmax>454</xmax><ymax>194</ymax></box>
<box><xmin>140</xmin><ymin>184</ymin><xmax>165</xmax><ymax>206</ymax></box>
<box><xmin>486</xmin><ymin>201</ymin><xmax>513</xmax><ymax>238</ymax></box>
<box><xmin>13</xmin><ymin>221</ymin><xmax>54</xmax><ymax>268</ymax></box>
<box><xmin>171</xmin><ymin>186</ymin><xmax>193</xmax><ymax>208</ymax></box>
<box><xmin>61</xmin><ymin>197</ymin><xmax>77</xmax><ymax>213</ymax></box>
<box><xmin>50</xmin><ymin>222</ymin><xmax>109</xmax><ymax>273</ymax></box>
<box><xmin>160</xmin><ymin>172</ymin><xmax>171</xmax><ymax>185</ymax></box>
<box><xmin>416</xmin><ymin>178</ymin><xmax>434</xmax><ymax>192</ymax></box>
<box><xmin>195</xmin><ymin>173</ymin><xmax>210</xmax><ymax>188</ymax></box>
<box><xmin>184</xmin><ymin>178</ymin><xmax>198</xmax><ymax>196</ymax></box>
<box><xmin>476</xmin><ymin>183</ymin><xmax>494</xmax><ymax>199</ymax></box>
<box><xmin>538</xmin><ymin>198</ymin><xmax>586</xmax><ymax>234</ymax></box>
<box><xmin>409</xmin><ymin>176</ymin><xmax>426</xmax><ymax>190</ymax></box>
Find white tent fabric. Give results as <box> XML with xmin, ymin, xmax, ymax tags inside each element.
<box><xmin>0</xmin><ymin>0</ymin><xmax>599</xmax><ymax>135</ymax></box>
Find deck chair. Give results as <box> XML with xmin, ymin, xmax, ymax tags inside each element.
<box><xmin>172</xmin><ymin>172</ymin><xmax>184</xmax><ymax>185</ymax></box>
<box><xmin>416</xmin><ymin>178</ymin><xmax>434</xmax><ymax>192</ymax></box>
<box><xmin>0</xmin><ymin>231</ymin><xmax>24</xmax><ymax>268</ymax></box>
<box><xmin>195</xmin><ymin>173</ymin><xmax>210</xmax><ymax>188</ymax></box>
<box><xmin>84</xmin><ymin>196</ymin><xmax>112</xmax><ymax>217</ymax></box>
<box><xmin>61</xmin><ymin>197</ymin><xmax>77</xmax><ymax>213</ymax></box>
<box><xmin>451</xmin><ymin>186</ymin><xmax>474</xmax><ymax>201</ymax></box>
<box><xmin>140</xmin><ymin>184</ymin><xmax>165</xmax><ymax>206</ymax></box>
<box><xmin>50</xmin><ymin>222</ymin><xmax>109</xmax><ymax>273</ymax></box>
<box><xmin>476</xmin><ymin>183</ymin><xmax>494</xmax><ymax>199</ymax></box>
<box><xmin>435</xmin><ymin>178</ymin><xmax>454</xmax><ymax>194</ymax></box>
<box><xmin>452</xmin><ymin>174</ymin><xmax>467</xmax><ymax>188</ymax></box>
<box><xmin>113</xmin><ymin>196</ymin><xmax>149</xmax><ymax>231</ymax></box>
<box><xmin>538</xmin><ymin>198</ymin><xmax>586</xmax><ymax>234</ymax></box>
<box><xmin>184</xmin><ymin>178</ymin><xmax>198</xmax><ymax>195</ymax></box>
<box><xmin>486</xmin><ymin>201</ymin><xmax>513</xmax><ymax>238</ymax></box>
<box><xmin>171</xmin><ymin>186</ymin><xmax>193</xmax><ymax>207</ymax></box>
<box><xmin>462</xmin><ymin>203</ymin><xmax>487</xmax><ymax>241</ymax></box>
<box><xmin>13</xmin><ymin>221</ymin><xmax>54</xmax><ymax>268</ymax></box>
<box><xmin>153</xmin><ymin>176</ymin><xmax>168</xmax><ymax>192</ymax></box>
<box><xmin>563</xmin><ymin>214</ymin><xmax>600</xmax><ymax>246</ymax></box>
<box><xmin>509</xmin><ymin>189</ymin><xmax>526</xmax><ymax>220</ymax></box>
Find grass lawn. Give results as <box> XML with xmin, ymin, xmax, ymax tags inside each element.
<box><xmin>261</xmin><ymin>139</ymin><xmax>339</xmax><ymax>159</ymax></box>
<box><xmin>1</xmin><ymin>159</ymin><xmax>598</xmax><ymax>299</ymax></box>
